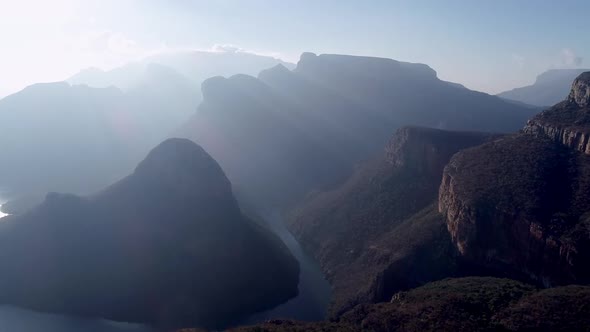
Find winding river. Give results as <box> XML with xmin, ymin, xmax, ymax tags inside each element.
<box><xmin>240</xmin><ymin>210</ymin><xmax>332</xmax><ymax>324</ymax></box>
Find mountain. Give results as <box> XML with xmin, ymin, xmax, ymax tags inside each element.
<box><xmin>178</xmin><ymin>53</ymin><xmax>540</xmax><ymax>209</ymax></box>
<box><xmin>68</xmin><ymin>49</ymin><xmax>294</xmax><ymax>101</ymax></box>
<box><xmin>229</xmin><ymin>277</ymin><xmax>590</xmax><ymax>332</ymax></box>
<box><xmin>0</xmin><ymin>50</ymin><xmax>293</xmax><ymax>201</ymax></box>
<box><xmin>440</xmin><ymin>72</ymin><xmax>590</xmax><ymax>286</ymax></box>
<box><xmin>178</xmin><ymin>71</ymin><xmax>590</xmax><ymax>332</ymax></box>
<box><xmin>498</xmin><ymin>68</ymin><xmax>590</xmax><ymax>107</ymax></box>
<box><xmin>0</xmin><ymin>138</ymin><xmax>299</xmax><ymax>329</ymax></box>
<box><xmin>286</xmin><ymin>127</ymin><xmax>499</xmax><ymax>316</ymax></box>
<box><xmin>0</xmin><ymin>65</ymin><xmax>198</xmax><ymax>198</ymax></box>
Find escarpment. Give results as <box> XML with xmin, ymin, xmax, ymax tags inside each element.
<box><xmin>288</xmin><ymin>127</ymin><xmax>497</xmax><ymax>317</ymax></box>
<box><xmin>524</xmin><ymin>72</ymin><xmax>590</xmax><ymax>155</ymax></box>
<box><xmin>440</xmin><ymin>72</ymin><xmax>590</xmax><ymax>286</ymax></box>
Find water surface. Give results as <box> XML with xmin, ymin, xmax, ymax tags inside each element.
<box><xmin>242</xmin><ymin>210</ymin><xmax>332</xmax><ymax>324</ymax></box>
<box><xmin>0</xmin><ymin>306</ymin><xmax>155</xmax><ymax>332</ymax></box>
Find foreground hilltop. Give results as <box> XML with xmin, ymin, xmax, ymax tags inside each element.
<box><xmin>228</xmin><ymin>277</ymin><xmax>590</xmax><ymax>332</ymax></box>
<box><xmin>0</xmin><ymin>139</ymin><xmax>299</xmax><ymax>330</ymax></box>
<box><xmin>179</xmin><ymin>52</ymin><xmax>539</xmax><ymax>208</ymax></box>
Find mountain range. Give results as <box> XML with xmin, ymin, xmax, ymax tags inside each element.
<box><xmin>179</xmin><ymin>52</ymin><xmax>540</xmax><ymax>209</ymax></box>
<box><xmin>3</xmin><ymin>50</ymin><xmax>590</xmax><ymax>332</ymax></box>
<box><xmin>210</xmin><ymin>71</ymin><xmax>590</xmax><ymax>332</ymax></box>
<box><xmin>0</xmin><ymin>50</ymin><xmax>290</xmax><ymax>205</ymax></box>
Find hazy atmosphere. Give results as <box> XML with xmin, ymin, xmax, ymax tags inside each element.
<box><xmin>1</xmin><ymin>1</ymin><xmax>590</xmax><ymax>331</ymax></box>
<box><xmin>1</xmin><ymin>0</ymin><xmax>589</xmax><ymax>97</ymax></box>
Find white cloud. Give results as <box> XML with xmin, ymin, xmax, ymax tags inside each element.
<box><xmin>560</xmin><ymin>48</ymin><xmax>584</xmax><ymax>67</ymax></box>
<box><xmin>208</xmin><ymin>44</ymin><xmax>288</xmax><ymax>61</ymax></box>
<box><xmin>511</xmin><ymin>54</ymin><xmax>525</xmax><ymax>69</ymax></box>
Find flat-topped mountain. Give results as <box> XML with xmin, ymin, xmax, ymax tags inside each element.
<box><xmin>0</xmin><ymin>139</ymin><xmax>299</xmax><ymax>329</ymax></box>
<box><xmin>440</xmin><ymin>72</ymin><xmax>590</xmax><ymax>287</ymax></box>
<box><xmin>179</xmin><ymin>53</ymin><xmax>539</xmax><ymax>209</ymax></box>
<box><xmin>498</xmin><ymin>68</ymin><xmax>590</xmax><ymax>107</ymax></box>
<box><xmin>287</xmin><ymin>127</ymin><xmax>498</xmax><ymax>316</ymax></box>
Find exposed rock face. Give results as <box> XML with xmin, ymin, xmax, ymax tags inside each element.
<box><xmin>524</xmin><ymin>123</ymin><xmax>590</xmax><ymax>154</ymax></box>
<box><xmin>440</xmin><ymin>134</ymin><xmax>590</xmax><ymax>286</ymax></box>
<box><xmin>441</xmin><ymin>73</ymin><xmax>590</xmax><ymax>286</ymax></box>
<box><xmin>524</xmin><ymin>71</ymin><xmax>590</xmax><ymax>155</ymax></box>
<box><xmin>288</xmin><ymin>127</ymin><xmax>497</xmax><ymax>317</ymax></box>
<box><xmin>0</xmin><ymin>138</ymin><xmax>299</xmax><ymax>329</ymax></box>
<box><xmin>569</xmin><ymin>72</ymin><xmax>590</xmax><ymax>108</ymax></box>
<box><xmin>385</xmin><ymin>127</ymin><xmax>500</xmax><ymax>174</ymax></box>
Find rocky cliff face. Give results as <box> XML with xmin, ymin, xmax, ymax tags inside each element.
<box><xmin>385</xmin><ymin>127</ymin><xmax>500</xmax><ymax>174</ymax></box>
<box><xmin>440</xmin><ymin>75</ymin><xmax>590</xmax><ymax>286</ymax></box>
<box><xmin>288</xmin><ymin>127</ymin><xmax>496</xmax><ymax>317</ymax></box>
<box><xmin>523</xmin><ymin>72</ymin><xmax>590</xmax><ymax>155</ymax></box>
<box><xmin>0</xmin><ymin>138</ymin><xmax>299</xmax><ymax>330</ymax></box>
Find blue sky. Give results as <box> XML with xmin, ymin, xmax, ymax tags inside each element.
<box><xmin>1</xmin><ymin>0</ymin><xmax>588</xmax><ymax>96</ymax></box>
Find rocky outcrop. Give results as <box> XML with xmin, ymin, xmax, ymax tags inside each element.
<box><xmin>569</xmin><ymin>72</ymin><xmax>590</xmax><ymax>108</ymax></box>
<box><xmin>385</xmin><ymin>127</ymin><xmax>500</xmax><ymax>173</ymax></box>
<box><xmin>523</xmin><ymin>71</ymin><xmax>590</xmax><ymax>155</ymax></box>
<box><xmin>287</xmin><ymin>127</ymin><xmax>496</xmax><ymax>317</ymax></box>
<box><xmin>439</xmin><ymin>133</ymin><xmax>590</xmax><ymax>286</ymax></box>
<box><xmin>523</xmin><ymin>123</ymin><xmax>590</xmax><ymax>154</ymax></box>
<box><xmin>0</xmin><ymin>138</ymin><xmax>299</xmax><ymax>330</ymax></box>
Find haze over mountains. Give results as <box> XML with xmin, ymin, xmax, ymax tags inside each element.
<box><xmin>223</xmin><ymin>72</ymin><xmax>590</xmax><ymax>332</ymax></box>
<box><xmin>2</xmin><ymin>45</ymin><xmax>590</xmax><ymax>332</ymax></box>
<box><xmin>0</xmin><ymin>49</ymin><xmax>290</xmax><ymax>203</ymax></box>
<box><xmin>68</xmin><ymin>49</ymin><xmax>294</xmax><ymax>101</ymax></box>
<box><xmin>498</xmin><ymin>68</ymin><xmax>590</xmax><ymax>107</ymax></box>
<box><xmin>179</xmin><ymin>52</ymin><xmax>539</xmax><ymax>208</ymax></box>
<box><xmin>0</xmin><ymin>138</ymin><xmax>299</xmax><ymax>330</ymax></box>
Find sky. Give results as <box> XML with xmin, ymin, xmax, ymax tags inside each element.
<box><xmin>1</xmin><ymin>0</ymin><xmax>589</xmax><ymax>97</ymax></box>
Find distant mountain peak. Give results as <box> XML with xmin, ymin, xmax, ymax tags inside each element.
<box><xmin>294</xmin><ymin>52</ymin><xmax>438</xmax><ymax>81</ymax></box>
<box><xmin>535</xmin><ymin>68</ymin><xmax>590</xmax><ymax>85</ymax></box>
<box><xmin>498</xmin><ymin>68</ymin><xmax>590</xmax><ymax>107</ymax></box>
<box><xmin>257</xmin><ymin>63</ymin><xmax>295</xmax><ymax>84</ymax></box>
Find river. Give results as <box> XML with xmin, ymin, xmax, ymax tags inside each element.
<box><xmin>240</xmin><ymin>210</ymin><xmax>332</xmax><ymax>324</ymax></box>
